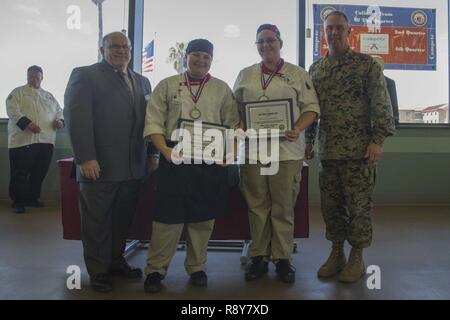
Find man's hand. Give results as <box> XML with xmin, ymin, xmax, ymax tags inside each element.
<box><xmin>365</xmin><ymin>143</ymin><xmax>383</xmax><ymax>162</ymax></box>
<box><xmin>305</xmin><ymin>143</ymin><xmax>314</xmax><ymax>160</ymax></box>
<box><xmin>80</xmin><ymin>160</ymin><xmax>101</xmax><ymax>181</ymax></box>
<box><xmin>27</xmin><ymin>122</ymin><xmax>41</xmax><ymax>133</ymax></box>
<box><xmin>285</xmin><ymin>127</ymin><xmax>301</xmax><ymax>142</ymax></box>
<box><xmin>54</xmin><ymin>119</ymin><xmax>64</xmax><ymax>129</ymax></box>
<box><xmin>161</xmin><ymin>146</ymin><xmax>175</xmax><ymax>162</ymax></box>
<box><xmin>236</xmin><ymin>128</ymin><xmax>247</xmax><ymax>140</ymax></box>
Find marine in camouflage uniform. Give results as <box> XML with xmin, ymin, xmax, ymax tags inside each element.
<box><xmin>306</xmin><ymin>11</ymin><xmax>395</xmax><ymax>282</ymax></box>
<box><xmin>308</xmin><ymin>49</ymin><xmax>395</xmax><ymax>247</ymax></box>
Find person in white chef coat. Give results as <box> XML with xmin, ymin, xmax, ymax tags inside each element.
<box><xmin>233</xmin><ymin>24</ymin><xmax>320</xmax><ymax>284</ymax></box>
<box><xmin>6</xmin><ymin>65</ymin><xmax>64</xmax><ymax>214</ymax></box>
<box><xmin>143</xmin><ymin>39</ymin><xmax>240</xmax><ymax>293</ymax></box>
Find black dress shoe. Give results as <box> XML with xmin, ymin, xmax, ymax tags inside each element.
<box><xmin>110</xmin><ymin>261</ymin><xmax>143</xmax><ymax>279</ymax></box>
<box><xmin>90</xmin><ymin>273</ymin><xmax>113</xmax><ymax>292</ymax></box>
<box><xmin>189</xmin><ymin>271</ymin><xmax>208</xmax><ymax>287</ymax></box>
<box><xmin>26</xmin><ymin>200</ymin><xmax>45</xmax><ymax>208</ymax></box>
<box><xmin>144</xmin><ymin>272</ymin><xmax>163</xmax><ymax>293</ymax></box>
<box><xmin>275</xmin><ymin>259</ymin><xmax>296</xmax><ymax>283</ymax></box>
<box><xmin>245</xmin><ymin>256</ymin><xmax>268</xmax><ymax>281</ymax></box>
<box><xmin>12</xmin><ymin>203</ymin><xmax>26</xmax><ymax>214</ymax></box>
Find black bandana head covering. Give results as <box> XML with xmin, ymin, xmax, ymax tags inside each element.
<box><xmin>186</xmin><ymin>39</ymin><xmax>214</xmax><ymax>57</ymax></box>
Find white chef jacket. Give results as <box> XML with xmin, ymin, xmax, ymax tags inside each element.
<box><xmin>233</xmin><ymin>61</ymin><xmax>320</xmax><ymax>162</ymax></box>
<box><xmin>144</xmin><ymin>74</ymin><xmax>240</xmax><ymax>139</ymax></box>
<box><xmin>6</xmin><ymin>84</ymin><xmax>63</xmax><ymax>148</ymax></box>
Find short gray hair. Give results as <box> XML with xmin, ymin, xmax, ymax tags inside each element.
<box><xmin>325</xmin><ymin>11</ymin><xmax>349</xmax><ymax>24</ymax></box>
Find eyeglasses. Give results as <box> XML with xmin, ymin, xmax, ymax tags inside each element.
<box><xmin>255</xmin><ymin>38</ymin><xmax>279</xmax><ymax>45</ymax></box>
<box><xmin>108</xmin><ymin>44</ymin><xmax>132</xmax><ymax>51</ymax></box>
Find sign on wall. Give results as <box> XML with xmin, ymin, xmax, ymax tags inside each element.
<box><xmin>313</xmin><ymin>4</ymin><xmax>437</xmax><ymax>70</ymax></box>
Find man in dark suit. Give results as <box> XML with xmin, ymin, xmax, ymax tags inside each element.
<box><xmin>372</xmin><ymin>56</ymin><xmax>399</xmax><ymax>124</ymax></box>
<box><xmin>64</xmin><ymin>31</ymin><xmax>152</xmax><ymax>292</ymax></box>
<box><xmin>384</xmin><ymin>76</ymin><xmax>399</xmax><ymax>124</ymax></box>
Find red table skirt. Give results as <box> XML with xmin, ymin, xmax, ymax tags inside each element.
<box><xmin>58</xmin><ymin>159</ymin><xmax>309</xmax><ymax>240</ymax></box>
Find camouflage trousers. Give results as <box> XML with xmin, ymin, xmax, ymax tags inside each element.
<box><xmin>319</xmin><ymin>160</ymin><xmax>376</xmax><ymax>248</ymax></box>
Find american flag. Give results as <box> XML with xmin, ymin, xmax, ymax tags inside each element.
<box><xmin>142</xmin><ymin>40</ymin><xmax>155</xmax><ymax>73</ymax></box>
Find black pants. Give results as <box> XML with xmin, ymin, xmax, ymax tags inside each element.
<box><xmin>79</xmin><ymin>180</ymin><xmax>141</xmax><ymax>276</ymax></box>
<box><xmin>9</xmin><ymin>143</ymin><xmax>54</xmax><ymax>205</ymax></box>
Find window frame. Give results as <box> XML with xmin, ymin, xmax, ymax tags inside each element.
<box><xmin>297</xmin><ymin>0</ymin><xmax>450</xmax><ymax>128</ymax></box>
<box><xmin>1</xmin><ymin>0</ymin><xmax>449</xmax><ymax>129</ymax></box>
<box><xmin>0</xmin><ymin>0</ymin><xmax>132</xmax><ymax>122</ymax></box>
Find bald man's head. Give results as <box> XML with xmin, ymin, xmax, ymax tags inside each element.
<box><xmin>100</xmin><ymin>32</ymin><xmax>132</xmax><ymax>72</ymax></box>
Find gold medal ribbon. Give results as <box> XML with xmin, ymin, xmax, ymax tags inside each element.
<box><xmin>260</xmin><ymin>59</ymin><xmax>284</xmax><ymax>94</ymax></box>
<box><xmin>184</xmin><ymin>72</ymin><xmax>211</xmax><ymax>105</ymax></box>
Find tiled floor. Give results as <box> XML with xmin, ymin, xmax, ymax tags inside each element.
<box><xmin>0</xmin><ymin>202</ymin><xmax>449</xmax><ymax>300</ymax></box>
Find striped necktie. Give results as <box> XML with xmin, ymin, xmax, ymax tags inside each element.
<box><xmin>118</xmin><ymin>71</ymin><xmax>134</xmax><ymax>101</ymax></box>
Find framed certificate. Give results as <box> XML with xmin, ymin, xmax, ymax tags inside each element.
<box><xmin>174</xmin><ymin>119</ymin><xmax>230</xmax><ymax>162</ymax></box>
<box><xmin>244</xmin><ymin>98</ymin><xmax>294</xmax><ymax>138</ymax></box>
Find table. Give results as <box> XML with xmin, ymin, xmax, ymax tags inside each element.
<box><xmin>58</xmin><ymin>159</ymin><xmax>309</xmax><ymax>260</ymax></box>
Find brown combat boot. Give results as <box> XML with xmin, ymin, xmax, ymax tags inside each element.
<box><xmin>338</xmin><ymin>247</ymin><xmax>365</xmax><ymax>283</ymax></box>
<box><xmin>317</xmin><ymin>242</ymin><xmax>347</xmax><ymax>278</ymax></box>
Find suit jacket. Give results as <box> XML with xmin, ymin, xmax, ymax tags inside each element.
<box><xmin>64</xmin><ymin>60</ymin><xmax>152</xmax><ymax>182</ymax></box>
<box><xmin>385</xmin><ymin>76</ymin><xmax>399</xmax><ymax>124</ymax></box>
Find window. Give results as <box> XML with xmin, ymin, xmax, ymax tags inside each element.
<box><xmin>304</xmin><ymin>0</ymin><xmax>449</xmax><ymax>124</ymax></box>
<box><xmin>143</xmin><ymin>0</ymin><xmax>297</xmax><ymax>89</ymax></box>
<box><xmin>0</xmin><ymin>0</ymin><xmax>128</xmax><ymax>118</ymax></box>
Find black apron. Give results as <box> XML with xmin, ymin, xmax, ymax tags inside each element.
<box><xmin>153</xmin><ymin>151</ymin><xmax>230</xmax><ymax>224</ymax></box>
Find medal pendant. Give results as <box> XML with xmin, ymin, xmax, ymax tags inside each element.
<box><xmin>190</xmin><ymin>108</ymin><xmax>202</xmax><ymax>120</ymax></box>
